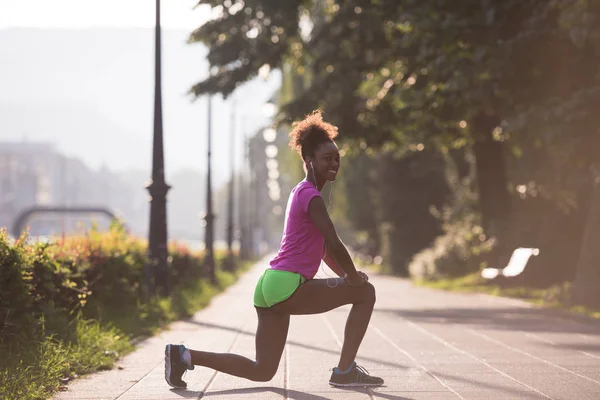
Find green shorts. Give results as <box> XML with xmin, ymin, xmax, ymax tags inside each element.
<box><xmin>253</xmin><ymin>269</ymin><xmax>306</xmax><ymax>308</ymax></box>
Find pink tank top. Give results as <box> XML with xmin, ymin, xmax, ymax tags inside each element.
<box><xmin>269</xmin><ymin>181</ymin><xmax>324</xmax><ymax>279</ymax></box>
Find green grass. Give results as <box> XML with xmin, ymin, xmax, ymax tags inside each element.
<box><xmin>415</xmin><ymin>273</ymin><xmax>600</xmax><ymax>319</ymax></box>
<box><xmin>1</xmin><ymin>319</ymin><xmax>132</xmax><ymax>400</ymax></box>
<box><xmin>0</xmin><ymin>263</ymin><xmax>250</xmax><ymax>400</ymax></box>
<box><xmin>106</xmin><ymin>267</ymin><xmax>245</xmax><ymax>339</ymax></box>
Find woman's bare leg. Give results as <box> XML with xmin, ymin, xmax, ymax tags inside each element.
<box><xmin>271</xmin><ymin>278</ymin><xmax>376</xmax><ymax>371</ymax></box>
<box><xmin>189</xmin><ymin>308</ymin><xmax>289</xmax><ymax>381</ymax></box>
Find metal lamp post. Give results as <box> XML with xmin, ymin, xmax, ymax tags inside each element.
<box><xmin>204</xmin><ymin>94</ymin><xmax>216</xmax><ymax>283</ymax></box>
<box><xmin>146</xmin><ymin>0</ymin><xmax>171</xmax><ymax>295</ymax></box>
<box><xmin>224</xmin><ymin>99</ymin><xmax>236</xmax><ymax>271</ymax></box>
<box><xmin>239</xmin><ymin>131</ymin><xmax>251</xmax><ymax>261</ymax></box>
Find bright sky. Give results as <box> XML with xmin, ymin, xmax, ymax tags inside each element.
<box><xmin>0</xmin><ymin>0</ymin><xmax>282</xmax><ymax>177</ymax></box>
<box><xmin>0</xmin><ymin>0</ymin><xmax>210</xmax><ymax>30</ymax></box>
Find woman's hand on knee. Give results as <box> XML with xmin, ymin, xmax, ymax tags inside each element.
<box><xmin>344</xmin><ymin>272</ymin><xmax>366</xmax><ymax>287</ymax></box>
<box><xmin>357</xmin><ymin>271</ymin><xmax>369</xmax><ymax>282</ymax></box>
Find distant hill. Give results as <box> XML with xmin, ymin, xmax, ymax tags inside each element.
<box><xmin>0</xmin><ymin>27</ymin><xmax>280</xmax><ymax>183</ymax></box>
<box><xmin>0</xmin><ymin>99</ymin><xmax>147</xmax><ymax>170</ymax></box>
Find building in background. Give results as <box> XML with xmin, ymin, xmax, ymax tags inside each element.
<box><xmin>0</xmin><ymin>141</ymin><xmax>146</xmax><ymax>237</ymax></box>
<box><xmin>0</xmin><ymin>129</ymin><xmax>292</xmax><ymax>247</ymax></box>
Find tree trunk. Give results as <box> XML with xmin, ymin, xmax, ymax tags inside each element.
<box><xmin>471</xmin><ymin>113</ymin><xmax>511</xmax><ymax>238</ymax></box>
<box><xmin>377</xmin><ymin>150</ymin><xmax>448</xmax><ymax>276</ymax></box>
<box><xmin>572</xmin><ymin>164</ymin><xmax>600</xmax><ymax>308</ymax></box>
<box><xmin>343</xmin><ymin>153</ymin><xmax>380</xmax><ymax>256</ymax></box>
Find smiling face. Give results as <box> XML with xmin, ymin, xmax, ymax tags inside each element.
<box><xmin>307</xmin><ymin>141</ymin><xmax>340</xmax><ymax>184</ymax></box>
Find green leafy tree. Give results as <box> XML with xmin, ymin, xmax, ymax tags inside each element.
<box><xmin>189</xmin><ymin>0</ymin><xmax>600</xmax><ymax>292</ymax></box>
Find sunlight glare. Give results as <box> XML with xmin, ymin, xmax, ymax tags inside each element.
<box><xmin>0</xmin><ymin>0</ymin><xmax>211</xmax><ymax>29</ymax></box>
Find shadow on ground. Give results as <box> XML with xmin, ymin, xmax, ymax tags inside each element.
<box><xmin>178</xmin><ymin>386</ymin><xmax>413</xmax><ymax>399</ymax></box>
<box><xmin>372</xmin><ymin>307</ymin><xmax>600</xmax><ymax>337</ymax></box>
<box><xmin>179</xmin><ymin>319</ymin><xmax>557</xmax><ymax>398</ymax></box>
<box><xmin>183</xmin><ymin>319</ymin><xmax>410</xmax><ymax>371</ymax></box>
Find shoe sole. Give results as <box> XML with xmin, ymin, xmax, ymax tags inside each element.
<box><xmin>164</xmin><ymin>344</ymin><xmax>186</xmax><ymax>389</ymax></box>
<box><xmin>329</xmin><ymin>381</ymin><xmax>384</xmax><ymax>387</ymax></box>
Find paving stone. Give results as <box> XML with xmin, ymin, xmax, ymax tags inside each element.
<box><xmin>51</xmin><ymin>258</ymin><xmax>600</xmax><ymax>400</ymax></box>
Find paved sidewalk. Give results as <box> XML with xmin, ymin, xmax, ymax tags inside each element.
<box><xmin>54</xmin><ymin>258</ymin><xmax>600</xmax><ymax>399</ymax></box>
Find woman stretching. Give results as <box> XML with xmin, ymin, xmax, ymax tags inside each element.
<box><xmin>165</xmin><ymin>110</ymin><xmax>384</xmax><ymax>389</ymax></box>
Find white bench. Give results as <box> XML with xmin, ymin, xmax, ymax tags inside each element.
<box><xmin>481</xmin><ymin>247</ymin><xmax>540</xmax><ymax>279</ymax></box>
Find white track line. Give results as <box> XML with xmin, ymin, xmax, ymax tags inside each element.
<box><xmin>115</xmin><ymin>358</ymin><xmax>163</xmax><ymax>400</ymax></box>
<box><xmin>197</xmin><ymin>320</ymin><xmax>249</xmax><ymax>399</ymax></box>
<box><xmin>578</xmin><ymin>333</ymin><xmax>600</xmax><ymax>343</ymax></box>
<box><xmin>466</xmin><ymin>327</ymin><xmax>600</xmax><ymax>386</ymax></box>
<box><xmin>525</xmin><ymin>332</ymin><xmax>600</xmax><ymax>361</ymax></box>
<box><xmin>369</xmin><ymin>324</ymin><xmax>466</xmax><ymax>400</ymax></box>
<box><xmin>400</xmin><ymin>319</ymin><xmax>552</xmax><ymax>399</ymax></box>
<box><xmin>321</xmin><ymin>314</ymin><xmax>343</xmax><ymax>349</ymax></box>
<box><xmin>321</xmin><ymin>315</ymin><xmax>375</xmax><ymax>400</ymax></box>
<box><xmin>284</xmin><ymin>344</ymin><xmax>290</xmax><ymax>400</ymax></box>
<box><xmin>118</xmin><ymin>322</ymin><xmax>228</xmax><ymax>399</ymax></box>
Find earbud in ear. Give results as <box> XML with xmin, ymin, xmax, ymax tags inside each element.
<box><xmin>309</xmin><ymin>160</ymin><xmax>318</xmax><ymax>187</ymax></box>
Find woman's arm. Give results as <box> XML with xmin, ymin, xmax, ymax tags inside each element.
<box><xmin>323</xmin><ymin>244</ymin><xmax>346</xmax><ymax>278</ymax></box>
<box><xmin>308</xmin><ymin>196</ymin><xmax>364</xmax><ymax>286</ymax></box>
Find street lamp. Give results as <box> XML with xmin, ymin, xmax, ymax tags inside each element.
<box><xmin>146</xmin><ymin>0</ymin><xmax>171</xmax><ymax>295</ymax></box>
<box><xmin>203</xmin><ymin>93</ymin><xmax>216</xmax><ymax>283</ymax></box>
<box><xmin>239</xmin><ymin>133</ymin><xmax>251</xmax><ymax>261</ymax></box>
<box><xmin>224</xmin><ymin>98</ymin><xmax>236</xmax><ymax>271</ymax></box>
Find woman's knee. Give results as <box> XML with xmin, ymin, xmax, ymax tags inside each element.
<box><xmin>252</xmin><ymin>363</ymin><xmax>278</xmax><ymax>382</ymax></box>
<box><xmin>362</xmin><ymin>281</ymin><xmax>376</xmax><ymax>305</ymax></box>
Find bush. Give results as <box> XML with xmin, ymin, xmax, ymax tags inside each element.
<box><xmin>409</xmin><ymin>212</ymin><xmax>496</xmax><ymax>279</ymax></box>
<box><xmin>0</xmin><ymin>224</ymin><xmax>241</xmax><ymax>400</ymax></box>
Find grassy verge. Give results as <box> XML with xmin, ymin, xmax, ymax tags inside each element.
<box><xmin>0</xmin><ymin>226</ymin><xmax>253</xmax><ymax>400</ymax></box>
<box><xmin>1</xmin><ymin>266</ymin><xmax>250</xmax><ymax>400</ymax></box>
<box><xmin>1</xmin><ymin>318</ymin><xmax>133</xmax><ymax>399</ymax></box>
<box><xmin>415</xmin><ymin>272</ymin><xmax>600</xmax><ymax>319</ymax></box>
<box><xmin>107</xmin><ymin>265</ymin><xmax>251</xmax><ymax>339</ymax></box>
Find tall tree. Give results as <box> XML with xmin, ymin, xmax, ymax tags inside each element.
<box><xmin>190</xmin><ymin>0</ymin><xmax>600</xmax><ymax>289</ymax></box>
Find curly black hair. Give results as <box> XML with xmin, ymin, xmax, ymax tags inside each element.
<box><xmin>288</xmin><ymin>110</ymin><xmax>339</xmax><ymax>161</ymax></box>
